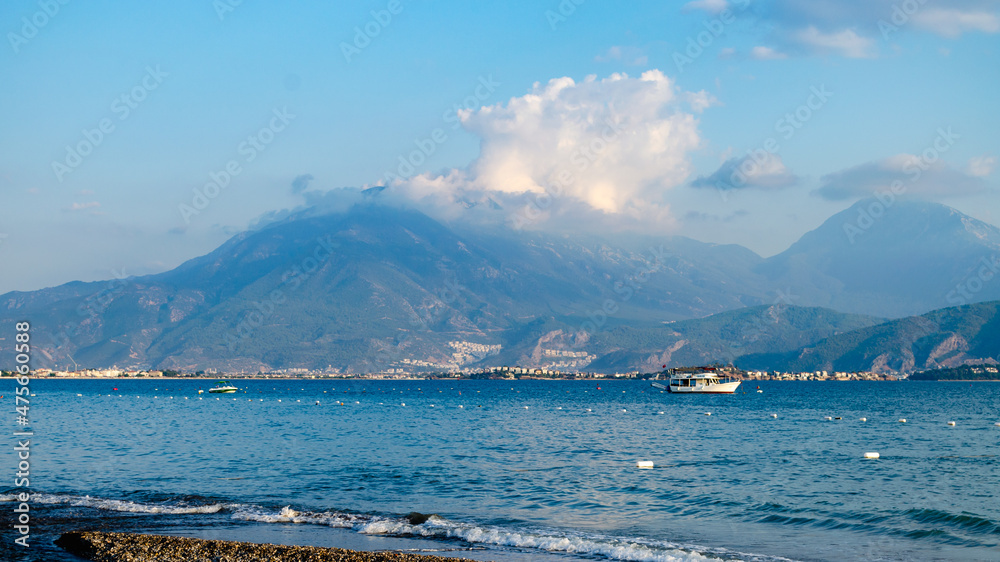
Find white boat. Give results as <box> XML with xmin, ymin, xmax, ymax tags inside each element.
<box><xmin>653</xmin><ymin>368</ymin><xmax>740</xmax><ymax>394</ymax></box>
<box><xmin>208</xmin><ymin>380</ymin><xmax>239</xmax><ymax>393</ymax></box>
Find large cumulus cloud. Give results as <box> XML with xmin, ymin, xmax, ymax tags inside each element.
<box><xmin>387</xmin><ymin>70</ymin><xmax>713</xmax><ymax>230</ymax></box>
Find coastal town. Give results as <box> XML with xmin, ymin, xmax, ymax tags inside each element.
<box><xmin>3</xmin><ymin>365</ymin><xmax>901</xmax><ymax>381</ymax></box>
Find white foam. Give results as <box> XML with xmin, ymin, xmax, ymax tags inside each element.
<box><xmin>234</xmin><ymin>506</ymin><xmax>755</xmax><ymax>562</ymax></box>
<box><xmin>27</xmin><ymin>493</ymin><xmax>231</xmax><ymax>514</ymax></box>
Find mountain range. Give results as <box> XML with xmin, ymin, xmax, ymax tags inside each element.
<box><xmin>2</xmin><ymin>197</ymin><xmax>998</xmax><ymax>373</ymax></box>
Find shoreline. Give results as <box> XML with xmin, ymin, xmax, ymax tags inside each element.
<box><xmin>57</xmin><ymin>531</ymin><xmax>485</xmax><ymax>562</ymax></box>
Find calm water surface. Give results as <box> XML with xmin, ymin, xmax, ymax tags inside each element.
<box><xmin>2</xmin><ymin>379</ymin><xmax>999</xmax><ymax>561</ymax></box>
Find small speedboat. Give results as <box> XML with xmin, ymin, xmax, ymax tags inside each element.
<box><xmin>208</xmin><ymin>381</ymin><xmax>239</xmax><ymax>393</ymax></box>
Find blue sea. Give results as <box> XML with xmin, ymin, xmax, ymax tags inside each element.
<box><xmin>3</xmin><ymin>379</ymin><xmax>1000</xmax><ymax>561</ymax></box>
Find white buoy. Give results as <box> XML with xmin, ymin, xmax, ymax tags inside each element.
<box><xmin>771</xmin><ymin>414</ymin><xmax>778</xmax><ymax>418</ymax></box>
<box><xmin>947</xmin><ymin>421</ymin><xmax>956</xmax><ymax>426</ymax></box>
<box><xmin>637</xmin><ymin>461</ymin><xmax>654</xmax><ymax>469</ymax></box>
<box><xmin>458</xmin><ymin>405</ymin><xmax>463</xmax><ymax>408</ymax></box>
<box><xmin>622</xmin><ymin>409</ymin><xmax>627</xmax><ymax>413</ymax></box>
<box><xmin>401</xmin><ymin>403</ymin><xmax>405</xmax><ymax>406</ymax></box>
<box><xmin>586</xmin><ymin>408</ymin><xmax>592</xmax><ymax>412</ymax></box>
<box><xmin>824</xmin><ymin>416</ymin><xmax>832</xmax><ymax>420</ymax></box>
<box><xmin>524</xmin><ymin>406</ymin><xmax>529</xmax><ymax>409</ymax></box>
<box><xmin>704</xmin><ymin>412</ymin><xmax>712</xmax><ymax>416</ymax></box>
<box><xmin>77</xmin><ymin>394</ymin><xmax>83</xmax><ymax>397</ymax></box>
<box><xmin>898</xmin><ymin>418</ymin><xmax>906</xmax><ymax>423</ymax></box>
<box><xmin>278</xmin><ymin>399</ymin><xmax>281</xmax><ymax>402</ymax></box>
<box><xmin>315</xmin><ymin>401</ymin><xmax>320</xmax><ymax>405</ymax></box>
<box><xmin>864</xmin><ymin>452</ymin><xmax>880</xmax><ymax>459</ymax></box>
<box><xmin>860</xmin><ymin>417</ymin><xmax>867</xmax><ymax>422</ymax></box>
<box><xmin>757</xmin><ymin>390</ymin><xmax>763</xmax><ymax>393</ymax></box>
<box><xmin>658</xmin><ymin>411</ymin><xmax>664</xmax><ymax>415</ymax></box>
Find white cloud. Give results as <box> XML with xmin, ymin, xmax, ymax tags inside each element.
<box><xmin>386</xmin><ymin>71</ymin><xmax>711</xmax><ymax>229</ymax></box>
<box><xmin>595</xmin><ymin>45</ymin><xmax>648</xmax><ymax>66</ymax></box>
<box><xmin>912</xmin><ymin>8</ymin><xmax>1000</xmax><ymax>38</ymax></box>
<box><xmin>750</xmin><ymin>46</ymin><xmax>788</xmax><ymax>60</ymax></box>
<box><xmin>682</xmin><ymin>0</ymin><xmax>729</xmax><ymax>15</ymax></box>
<box><xmin>793</xmin><ymin>26</ymin><xmax>875</xmax><ymax>58</ymax></box>
<box><xmin>718</xmin><ymin>47</ymin><xmax>737</xmax><ymax>59</ymax></box>
<box><xmin>691</xmin><ymin>152</ymin><xmax>798</xmax><ymax>191</ymax></box>
<box><xmin>814</xmin><ymin>154</ymin><xmax>990</xmax><ymax>200</ymax></box>
<box><xmin>68</xmin><ymin>201</ymin><xmax>100</xmax><ymax>211</ymax></box>
<box><xmin>968</xmin><ymin>155</ymin><xmax>997</xmax><ymax>177</ymax></box>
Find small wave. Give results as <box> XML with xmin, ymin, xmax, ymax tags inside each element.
<box><xmin>15</xmin><ymin>492</ymin><xmax>233</xmax><ymax>515</ymax></box>
<box><xmin>10</xmin><ymin>492</ymin><xmax>792</xmax><ymax>561</ymax></box>
<box><xmin>904</xmin><ymin>508</ymin><xmax>1000</xmax><ymax>535</ymax></box>
<box><xmin>236</xmin><ymin>504</ymin><xmax>792</xmax><ymax>562</ymax></box>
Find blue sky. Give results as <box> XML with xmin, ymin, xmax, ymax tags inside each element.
<box><xmin>1</xmin><ymin>0</ymin><xmax>998</xmax><ymax>294</ymax></box>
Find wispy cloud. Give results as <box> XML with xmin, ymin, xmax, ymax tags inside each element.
<box><xmin>595</xmin><ymin>46</ymin><xmax>648</xmax><ymax>66</ymax></box>
<box><xmin>814</xmin><ymin>154</ymin><xmax>990</xmax><ymax>200</ymax></box>
<box><xmin>750</xmin><ymin>45</ymin><xmax>788</xmax><ymax>59</ymax></box>
<box><xmin>682</xmin><ymin>0</ymin><xmax>730</xmax><ymax>15</ymax></box>
<box><xmin>793</xmin><ymin>26</ymin><xmax>874</xmax><ymax>58</ymax></box>
<box><xmin>690</xmin><ymin>153</ymin><xmax>798</xmax><ymax>191</ymax></box>
<box><xmin>912</xmin><ymin>8</ymin><xmax>1000</xmax><ymax>38</ymax></box>
<box><xmin>67</xmin><ymin>201</ymin><xmax>101</xmax><ymax>211</ymax></box>
<box><xmin>291</xmin><ymin>173</ymin><xmax>315</xmax><ymax>194</ymax></box>
<box><xmin>967</xmin><ymin>155</ymin><xmax>997</xmax><ymax>177</ymax></box>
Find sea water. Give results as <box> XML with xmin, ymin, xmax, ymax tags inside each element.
<box><xmin>2</xmin><ymin>379</ymin><xmax>999</xmax><ymax>561</ymax></box>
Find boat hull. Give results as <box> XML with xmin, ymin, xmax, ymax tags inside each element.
<box><xmin>666</xmin><ymin>381</ymin><xmax>741</xmax><ymax>394</ymax></box>
<box><xmin>208</xmin><ymin>388</ymin><xmax>237</xmax><ymax>393</ymax></box>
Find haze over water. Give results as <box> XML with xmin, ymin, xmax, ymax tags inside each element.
<box><xmin>3</xmin><ymin>379</ymin><xmax>999</xmax><ymax>561</ymax></box>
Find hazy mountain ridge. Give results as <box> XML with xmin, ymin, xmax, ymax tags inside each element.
<box><xmin>2</xmin><ymin>198</ymin><xmax>999</xmax><ymax>373</ymax></box>
<box><xmin>736</xmin><ymin>301</ymin><xmax>1000</xmax><ymax>373</ymax></box>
